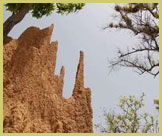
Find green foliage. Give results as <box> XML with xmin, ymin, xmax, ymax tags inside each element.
<box><xmin>5</xmin><ymin>3</ymin><xmax>24</xmax><ymax>14</ymax></box>
<box><xmin>5</xmin><ymin>3</ymin><xmax>85</xmax><ymax>18</ymax></box>
<box><xmin>154</xmin><ymin>99</ymin><xmax>159</xmax><ymax>110</ymax></box>
<box><xmin>56</xmin><ymin>3</ymin><xmax>85</xmax><ymax>15</ymax></box>
<box><xmin>95</xmin><ymin>93</ymin><xmax>159</xmax><ymax>133</ymax></box>
<box><xmin>31</xmin><ymin>4</ymin><xmax>55</xmax><ymax>18</ymax></box>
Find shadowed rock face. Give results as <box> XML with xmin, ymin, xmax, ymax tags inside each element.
<box><xmin>3</xmin><ymin>25</ymin><xmax>93</xmax><ymax>133</ymax></box>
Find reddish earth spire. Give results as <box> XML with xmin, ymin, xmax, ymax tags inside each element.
<box><xmin>73</xmin><ymin>51</ymin><xmax>84</xmax><ymax>95</ymax></box>
<box><xmin>3</xmin><ymin>25</ymin><xmax>92</xmax><ymax>133</ymax></box>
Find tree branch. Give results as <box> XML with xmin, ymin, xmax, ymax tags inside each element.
<box><xmin>3</xmin><ymin>3</ymin><xmax>34</xmax><ymax>45</ymax></box>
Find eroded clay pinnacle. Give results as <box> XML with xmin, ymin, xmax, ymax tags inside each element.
<box><xmin>73</xmin><ymin>51</ymin><xmax>84</xmax><ymax>93</ymax></box>
<box><xmin>60</xmin><ymin>66</ymin><xmax>65</xmax><ymax>78</ymax></box>
<box><xmin>58</xmin><ymin>66</ymin><xmax>65</xmax><ymax>97</ymax></box>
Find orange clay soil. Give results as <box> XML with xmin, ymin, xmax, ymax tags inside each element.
<box><xmin>3</xmin><ymin>25</ymin><xmax>93</xmax><ymax>133</ymax></box>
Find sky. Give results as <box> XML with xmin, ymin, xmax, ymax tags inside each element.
<box><xmin>3</xmin><ymin>3</ymin><xmax>159</xmax><ymax>132</ymax></box>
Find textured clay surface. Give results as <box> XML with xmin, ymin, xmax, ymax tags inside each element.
<box><xmin>3</xmin><ymin>25</ymin><xmax>93</xmax><ymax>133</ymax></box>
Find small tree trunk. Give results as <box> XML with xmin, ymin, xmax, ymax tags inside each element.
<box><xmin>3</xmin><ymin>3</ymin><xmax>34</xmax><ymax>45</ymax></box>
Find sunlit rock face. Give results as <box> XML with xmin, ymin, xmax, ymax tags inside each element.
<box><xmin>3</xmin><ymin>25</ymin><xmax>93</xmax><ymax>133</ymax></box>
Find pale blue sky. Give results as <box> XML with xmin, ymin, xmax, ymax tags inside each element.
<box><xmin>3</xmin><ymin>3</ymin><xmax>159</xmax><ymax>132</ymax></box>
